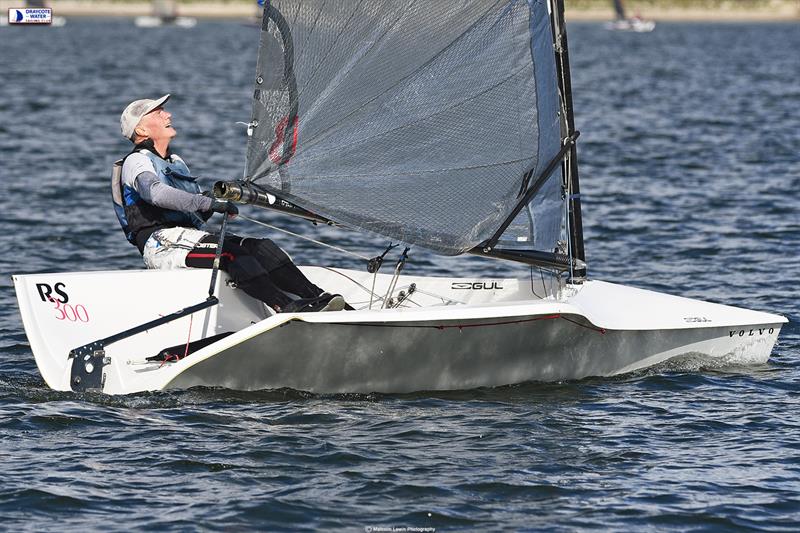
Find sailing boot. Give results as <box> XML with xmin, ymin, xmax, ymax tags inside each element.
<box><xmin>280</xmin><ymin>293</ymin><xmax>346</xmax><ymax>313</ymax></box>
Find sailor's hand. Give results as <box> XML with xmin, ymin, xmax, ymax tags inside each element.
<box><xmin>210</xmin><ymin>199</ymin><xmax>239</xmax><ymax>219</ymax></box>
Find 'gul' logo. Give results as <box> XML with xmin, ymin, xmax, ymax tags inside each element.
<box><xmin>36</xmin><ymin>282</ymin><xmax>69</xmax><ymax>304</ymax></box>
<box><xmin>451</xmin><ymin>282</ymin><xmax>503</xmax><ymax>290</ymax></box>
<box><xmin>729</xmin><ymin>328</ymin><xmax>774</xmax><ymax>337</ymax></box>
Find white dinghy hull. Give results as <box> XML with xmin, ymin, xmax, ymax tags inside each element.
<box><xmin>13</xmin><ymin>268</ymin><xmax>786</xmax><ymax>395</ymax></box>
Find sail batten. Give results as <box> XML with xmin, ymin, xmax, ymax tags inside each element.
<box><xmin>246</xmin><ymin>0</ymin><xmax>564</xmax><ymax>255</ymax></box>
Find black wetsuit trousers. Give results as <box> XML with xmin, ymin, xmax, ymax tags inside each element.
<box><xmin>185</xmin><ymin>234</ymin><xmax>323</xmax><ymax>310</ymax></box>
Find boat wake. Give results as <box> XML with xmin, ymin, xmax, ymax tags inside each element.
<box><xmin>629</xmin><ymin>350</ymin><xmax>774</xmax><ymax>377</ymax></box>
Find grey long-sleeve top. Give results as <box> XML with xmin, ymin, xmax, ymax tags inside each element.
<box><xmin>121</xmin><ymin>152</ymin><xmax>213</xmax><ymax>213</ymax></box>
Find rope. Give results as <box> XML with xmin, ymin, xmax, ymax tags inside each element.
<box><xmin>564</xmin><ymin>146</ymin><xmax>575</xmax><ymax>282</ymax></box>
<box><xmin>369</xmin><ymin>271</ymin><xmax>378</xmax><ymax>310</ymax></box>
<box><xmin>183</xmin><ymin>314</ymin><xmax>194</xmax><ymax>359</ymax></box>
<box><xmin>318</xmin><ymin>266</ymin><xmax>385</xmax><ymax>307</ymax></box>
<box><xmin>382</xmin><ymin>247</ymin><xmax>410</xmax><ymax>309</ymax></box>
<box><xmin>237</xmin><ymin>213</ymin><xmax>371</xmax><ymax>261</ymax></box>
<box><xmin>382</xmin><ymin>264</ymin><xmax>401</xmax><ymax>310</ymax></box>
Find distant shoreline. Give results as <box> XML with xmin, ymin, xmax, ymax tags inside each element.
<box><xmin>2</xmin><ymin>0</ymin><xmax>798</xmax><ymax>21</ymax></box>
<box><xmin>567</xmin><ymin>5</ymin><xmax>799</xmax><ymax>22</ymax></box>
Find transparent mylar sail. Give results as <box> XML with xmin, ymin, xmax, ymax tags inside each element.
<box><xmin>245</xmin><ymin>0</ymin><xmax>563</xmax><ymax>255</ymax></box>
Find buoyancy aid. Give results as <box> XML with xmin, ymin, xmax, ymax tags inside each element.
<box><xmin>111</xmin><ymin>142</ymin><xmax>205</xmax><ymax>252</ymax></box>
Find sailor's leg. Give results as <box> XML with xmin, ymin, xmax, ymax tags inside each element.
<box><xmin>238</xmin><ymin>237</ymin><xmax>324</xmax><ymax>298</ymax></box>
<box><xmin>185</xmin><ymin>235</ymin><xmax>291</xmax><ymax>310</ymax></box>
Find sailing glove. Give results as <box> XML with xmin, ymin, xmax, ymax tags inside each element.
<box><xmin>210</xmin><ymin>199</ymin><xmax>239</xmax><ymax>216</ymax></box>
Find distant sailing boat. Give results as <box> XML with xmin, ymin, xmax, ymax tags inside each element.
<box><xmin>14</xmin><ymin>0</ymin><xmax>784</xmax><ymax>394</ymax></box>
<box><xmin>135</xmin><ymin>0</ymin><xmax>196</xmax><ymax>28</ymax></box>
<box><xmin>605</xmin><ymin>0</ymin><xmax>655</xmax><ymax>32</ymax></box>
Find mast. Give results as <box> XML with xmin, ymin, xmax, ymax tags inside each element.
<box><xmin>551</xmin><ymin>0</ymin><xmax>587</xmax><ymax>280</ymax></box>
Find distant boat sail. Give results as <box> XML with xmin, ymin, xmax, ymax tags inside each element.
<box><xmin>606</xmin><ymin>0</ymin><xmax>655</xmax><ymax>32</ymax></box>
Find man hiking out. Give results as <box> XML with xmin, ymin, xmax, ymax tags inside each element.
<box><xmin>113</xmin><ymin>93</ymin><xmax>346</xmax><ymax>313</ymax></box>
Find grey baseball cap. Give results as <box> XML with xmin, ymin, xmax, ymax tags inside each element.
<box><xmin>120</xmin><ymin>94</ymin><xmax>170</xmax><ymax>140</ymax></box>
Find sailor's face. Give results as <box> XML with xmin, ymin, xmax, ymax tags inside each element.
<box><xmin>136</xmin><ymin>106</ymin><xmax>176</xmax><ymax>141</ymax></box>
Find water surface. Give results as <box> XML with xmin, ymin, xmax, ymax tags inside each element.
<box><xmin>0</xmin><ymin>20</ymin><xmax>798</xmax><ymax>531</ymax></box>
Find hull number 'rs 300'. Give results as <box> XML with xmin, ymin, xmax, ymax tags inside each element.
<box><xmin>730</xmin><ymin>328</ymin><xmax>774</xmax><ymax>337</ymax></box>
<box><xmin>451</xmin><ymin>282</ymin><xmax>503</xmax><ymax>290</ymax></box>
<box><xmin>36</xmin><ymin>282</ymin><xmax>69</xmax><ymax>303</ymax></box>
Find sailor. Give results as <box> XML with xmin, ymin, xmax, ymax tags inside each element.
<box><xmin>115</xmin><ymin>94</ymin><xmax>346</xmax><ymax>313</ymax></box>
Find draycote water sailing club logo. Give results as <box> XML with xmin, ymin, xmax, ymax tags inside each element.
<box><xmin>8</xmin><ymin>8</ymin><xmax>52</xmax><ymax>24</ymax></box>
